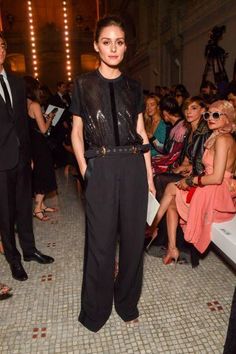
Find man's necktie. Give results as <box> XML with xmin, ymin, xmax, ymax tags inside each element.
<box><xmin>62</xmin><ymin>95</ymin><xmax>69</xmax><ymax>107</ymax></box>
<box><xmin>0</xmin><ymin>74</ymin><xmax>13</xmax><ymax>115</ymax></box>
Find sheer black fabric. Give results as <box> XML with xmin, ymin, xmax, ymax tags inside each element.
<box><xmin>70</xmin><ymin>70</ymin><xmax>144</xmax><ymax>148</ymax></box>
<box><xmin>29</xmin><ymin>117</ymin><xmax>57</xmax><ymax>195</ymax></box>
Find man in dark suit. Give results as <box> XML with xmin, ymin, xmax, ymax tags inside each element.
<box><xmin>50</xmin><ymin>81</ymin><xmax>70</xmax><ymax>108</ymax></box>
<box><xmin>0</xmin><ymin>33</ymin><xmax>54</xmax><ymax>281</ymax></box>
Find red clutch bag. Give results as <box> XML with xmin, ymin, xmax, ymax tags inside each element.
<box><xmin>186</xmin><ymin>187</ymin><xmax>197</xmax><ymax>203</ymax></box>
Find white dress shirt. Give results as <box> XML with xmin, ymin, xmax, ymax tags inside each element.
<box><xmin>0</xmin><ymin>68</ymin><xmax>13</xmax><ymax>106</ymax></box>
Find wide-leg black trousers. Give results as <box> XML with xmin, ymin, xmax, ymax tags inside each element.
<box><xmin>79</xmin><ymin>153</ymin><xmax>148</xmax><ymax>332</ymax></box>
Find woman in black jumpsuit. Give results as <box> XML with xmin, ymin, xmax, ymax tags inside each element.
<box><xmin>71</xmin><ymin>16</ymin><xmax>155</xmax><ymax>332</ymax></box>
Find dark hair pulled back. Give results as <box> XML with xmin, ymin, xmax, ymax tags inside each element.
<box><xmin>94</xmin><ymin>15</ymin><xmax>126</xmax><ymax>42</ymax></box>
<box><xmin>24</xmin><ymin>75</ymin><xmax>40</xmax><ymax>102</ymax></box>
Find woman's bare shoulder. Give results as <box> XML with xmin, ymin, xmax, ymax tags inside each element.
<box><xmin>216</xmin><ymin>133</ymin><xmax>234</xmax><ymax>145</ymax></box>
<box><xmin>30</xmin><ymin>101</ymin><xmax>41</xmax><ymax>110</ymax></box>
<box><xmin>214</xmin><ymin>134</ymin><xmax>235</xmax><ymax>155</ymax></box>
<box><xmin>29</xmin><ymin>102</ymin><xmax>43</xmax><ymax>118</ymax></box>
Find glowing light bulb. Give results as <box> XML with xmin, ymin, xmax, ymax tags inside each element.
<box><xmin>62</xmin><ymin>0</ymin><xmax>72</xmax><ymax>81</ymax></box>
<box><xmin>28</xmin><ymin>1</ymin><xmax>39</xmax><ymax>78</ymax></box>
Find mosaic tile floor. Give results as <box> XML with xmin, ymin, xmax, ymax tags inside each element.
<box><xmin>0</xmin><ymin>170</ymin><xmax>235</xmax><ymax>354</ymax></box>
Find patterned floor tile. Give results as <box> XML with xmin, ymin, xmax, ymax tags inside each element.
<box><xmin>0</xmin><ymin>170</ymin><xmax>235</xmax><ymax>354</ymax></box>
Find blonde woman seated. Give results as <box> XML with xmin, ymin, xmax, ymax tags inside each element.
<box><xmin>144</xmin><ymin>94</ymin><xmax>167</xmax><ymax>157</ymax></box>
<box><xmin>152</xmin><ymin>100</ymin><xmax>236</xmax><ymax>264</ymax></box>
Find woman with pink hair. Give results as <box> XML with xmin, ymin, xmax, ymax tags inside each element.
<box><xmin>152</xmin><ymin>100</ymin><xmax>236</xmax><ymax>264</ymax></box>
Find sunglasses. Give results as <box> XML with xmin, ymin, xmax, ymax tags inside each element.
<box><xmin>202</xmin><ymin>111</ymin><xmax>225</xmax><ymax>120</ymax></box>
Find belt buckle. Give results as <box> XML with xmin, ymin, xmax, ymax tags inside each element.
<box><xmin>132</xmin><ymin>146</ymin><xmax>138</xmax><ymax>154</ymax></box>
<box><xmin>100</xmin><ymin>146</ymin><xmax>107</xmax><ymax>156</ymax></box>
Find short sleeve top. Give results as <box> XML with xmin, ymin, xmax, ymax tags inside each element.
<box><xmin>70</xmin><ymin>69</ymin><xmax>145</xmax><ymax>148</ymax></box>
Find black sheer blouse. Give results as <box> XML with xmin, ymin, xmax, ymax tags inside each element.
<box><xmin>70</xmin><ymin>70</ymin><xmax>144</xmax><ymax>148</ymax></box>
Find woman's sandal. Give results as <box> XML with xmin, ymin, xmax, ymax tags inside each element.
<box><xmin>125</xmin><ymin>318</ymin><xmax>139</xmax><ymax>326</ymax></box>
<box><xmin>42</xmin><ymin>207</ymin><xmax>59</xmax><ymax>213</ymax></box>
<box><xmin>0</xmin><ymin>283</ymin><xmax>12</xmax><ymax>300</ymax></box>
<box><xmin>163</xmin><ymin>247</ymin><xmax>180</xmax><ymax>269</ymax></box>
<box><xmin>33</xmin><ymin>211</ymin><xmax>50</xmax><ymax>221</ymax></box>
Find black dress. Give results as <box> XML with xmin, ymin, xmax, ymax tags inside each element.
<box><xmin>29</xmin><ymin>117</ymin><xmax>57</xmax><ymax>194</ymax></box>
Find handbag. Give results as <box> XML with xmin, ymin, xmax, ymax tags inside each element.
<box><xmin>186</xmin><ymin>187</ymin><xmax>197</xmax><ymax>203</ymax></box>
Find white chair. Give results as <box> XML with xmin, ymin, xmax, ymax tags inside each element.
<box><xmin>211</xmin><ymin>215</ymin><xmax>236</xmax><ymax>267</ymax></box>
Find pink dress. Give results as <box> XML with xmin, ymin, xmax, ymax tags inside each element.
<box><xmin>176</xmin><ymin>148</ymin><xmax>236</xmax><ymax>253</ymax></box>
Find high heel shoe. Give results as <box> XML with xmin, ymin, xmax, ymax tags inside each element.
<box><xmin>162</xmin><ymin>247</ymin><xmax>179</xmax><ymax>268</ymax></box>
<box><xmin>33</xmin><ymin>211</ymin><xmax>50</xmax><ymax>221</ymax></box>
<box><xmin>42</xmin><ymin>206</ymin><xmax>59</xmax><ymax>213</ymax></box>
<box><xmin>145</xmin><ymin>228</ymin><xmax>158</xmax><ymax>251</ymax></box>
<box><xmin>125</xmin><ymin>318</ymin><xmax>139</xmax><ymax>326</ymax></box>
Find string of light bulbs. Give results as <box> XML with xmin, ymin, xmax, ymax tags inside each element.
<box><xmin>27</xmin><ymin>0</ymin><xmax>38</xmax><ymax>79</ymax></box>
<box><xmin>62</xmin><ymin>0</ymin><xmax>72</xmax><ymax>81</ymax></box>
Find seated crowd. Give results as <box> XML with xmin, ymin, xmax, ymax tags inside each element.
<box><xmin>144</xmin><ymin>80</ymin><xmax>236</xmax><ymax>266</ymax></box>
